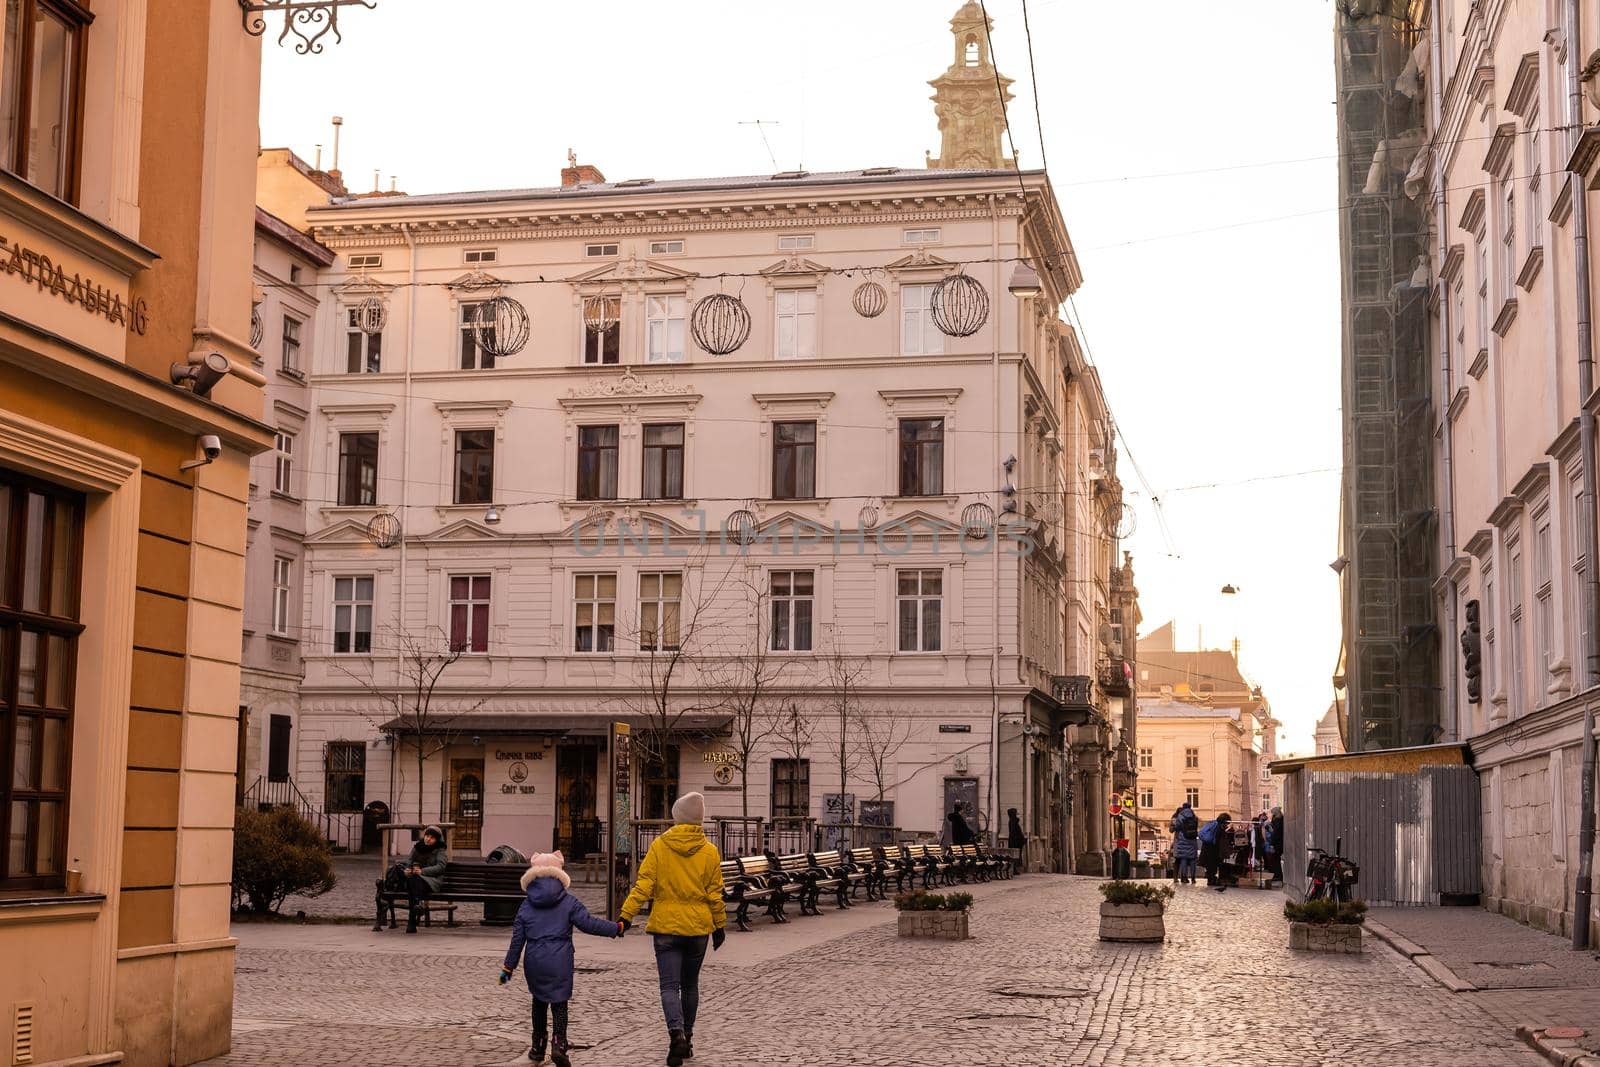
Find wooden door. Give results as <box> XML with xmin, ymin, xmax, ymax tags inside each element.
<box><xmin>555</xmin><ymin>744</ymin><xmax>599</xmax><ymax>858</ymax></box>
<box><xmin>449</xmin><ymin>758</ymin><xmax>485</xmax><ymax>851</ymax></box>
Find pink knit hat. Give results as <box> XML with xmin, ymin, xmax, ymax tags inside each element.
<box><xmin>520</xmin><ymin>850</ymin><xmax>570</xmax><ymax>891</ymax></box>
<box><xmin>527</xmin><ymin>850</ymin><xmax>565</xmax><ymax>869</ymax></box>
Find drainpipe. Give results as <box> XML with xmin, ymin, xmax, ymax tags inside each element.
<box><xmin>1430</xmin><ymin>0</ymin><xmax>1461</xmax><ymax>742</ymax></box>
<box><xmin>989</xmin><ymin>192</ymin><xmax>1002</xmax><ymax>848</ymax></box>
<box><xmin>1567</xmin><ymin>0</ymin><xmax>1600</xmax><ymax>949</ymax></box>
<box><xmin>399</xmin><ymin>222</ymin><xmax>418</xmax><ymax>820</ymax></box>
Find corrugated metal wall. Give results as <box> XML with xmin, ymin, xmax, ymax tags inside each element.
<box><xmin>1277</xmin><ymin>764</ymin><xmax>1479</xmax><ymax>905</ymax></box>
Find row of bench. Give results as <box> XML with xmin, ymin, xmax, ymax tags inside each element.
<box><xmin>373</xmin><ymin>841</ymin><xmax>1011</xmax><ymax>932</ymax></box>
<box><xmin>720</xmin><ymin>843</ymin><xmax>1012</xmax><ymax>932</ymax></box>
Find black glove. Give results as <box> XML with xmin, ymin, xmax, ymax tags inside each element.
<box><xmin>619</xmin><ymin>918</ymin><xmax>632</xmax><ymax>932</ymax></box>
<box><xmin>712</xmin><ymin>928</ymin><xmax>726</xmax><ymax>951</ymax></box>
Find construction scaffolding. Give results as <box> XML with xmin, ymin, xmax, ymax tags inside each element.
<box><xmin>1335</xmin><ymin>0</ymin><xmax>1440</xmax><ymax>750</ymax></box>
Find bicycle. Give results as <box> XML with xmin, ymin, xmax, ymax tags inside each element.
<box><xmin>1304</xmin><ymin>836</ymin><xmax>1360</xmax><ymax>903</ymax></box>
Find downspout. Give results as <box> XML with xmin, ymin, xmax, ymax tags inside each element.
<box><xmin>398</xmin><ymin>222</ymin><xmax>418</xmax><ymax>821</ymax></box>
<box><xmin>1567</xmin><ymin>0</ymin><xmax>1599</xmax><ymax>950</ymax></box>
<box><xmin>1430</xmin><ymin>0</ymin><xmax>1460</xmax><ymax>742</ymax></box>
<box><xmin>989</xmin><ymin>192</ymin><xmax>1002</xmax><ymax>848</ymax></box>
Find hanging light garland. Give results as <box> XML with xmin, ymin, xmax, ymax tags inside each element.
<box><xmin>583</xmin><ymin>294</ymin><xmax>621</xmax><ymax>332</ymax></box>
<box><xmin>961</xmin><ymin>502</ymin><xmax>996</xmax><ymax>541</ymax></box>
<box><xmin>852</xmin><ymin>281</ymin><xmax>888</xmax><ymax>318</ymax></box>
<box><xmin>690</xmin><ymin>293</ymin><xmax>751</xmax><ymax>355</ymax></box>
<box><xmin>931</xmin><ymin>273</ymin><xmax>990</xmax><ymax>338</ymax></box>
<box><xmin>249</xmin><ymin>306</ymin><xmax>264</xmax><ymax>349</ymax></box>
<box><xmin>725</xmin><ymin>508</ymin><xmax>758</xmax><ymax>546</ymax></box>
<box><xmin>473</xmin><ymin>295</ymin><xmax>531</xmax><ymax>359</ymax></box>
<box><xmin>353</xmin><ymin>295</ymin><xmax>388</xmax><ymax>336</ymax></box>
<box><xmin>366</xmin><ymin>511</ymin><xmax>402</xmax><ymax>549</ymax></box>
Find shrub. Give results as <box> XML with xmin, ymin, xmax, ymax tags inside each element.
<box><xmin>893</xmin><ymin>890</ymin><xmax>974</xmax><ymax>912</ymax></box>
<box><xmin>232</xmin><ymin>806</ymin><xmax>336</xmax><ymax>914</ymax></box>
<box><xmin>1099</xmin><ymin>880</ymin><xmax>1175</xmax><ymax>907</ymax></box>
<box><xmin>1283</xmin><ymin>899</ymin><xmax>1367</xmax><ymax>926</ymax></box>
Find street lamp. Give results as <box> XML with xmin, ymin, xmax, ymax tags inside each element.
<box><xmin>1007</xmin><ymin>261</ymin><xmax>1043</xmax><ymax>298</ymax></box>
<box><xmin>484</xmin><ymin>505</ymin><xmax>502</xmax><ymax>525</ymax></box>
<box><xmin>1220</xmin><ymin>583</ymin><xmax>1240</xmax><ymax>595</ymax></box>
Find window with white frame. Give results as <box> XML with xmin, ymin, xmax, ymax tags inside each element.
<box><xmin>1137</xmin><ymin>747</ymin><xmax>1153</xmax><ymax>769</ymax></box>
<box><xmin>459</xmin><ymin>300</ymin><xmax>497</xmax><ymax>370</ymax></box>
<box><xmin>777</xmin><ymin>234</ymin><xmax>815</xmax><ymax>251</ymax></box>
<box><xmin>345</xmin><ymin>309</ymin><xmax>382</xmax><ymax>373</ymax></box>
<box><xmin>1509</xmin><ymin>534</ymin><xmax>1527</xmax><ymax>715</ymax></box>
<box><xmin>338</xmin><ymin>432</ymin><xmax>379</xmax><ymax>507</ymax></box>
<box><xmin>1184</xmin><ymin>747</ymin><xmax>1200</xmax><ymax>769</ymax></box>
<box><xmin>1536</xmin><ymin>514</ymin><xmax>1554</xmax><ymax>703</ymax></box>
<box><xmin>448</xmin><ymin>575</ymin><xmax>491</xmax><ymax>653</ymax></box>
<box><xmin>649</xmin><ymin>240</ymin><xmax>685</xmax><ymax>255</ymax></box>
<box><xmin>272</xmin><ymin>557</ymin><xmax>292</xmax><ymax>635</ymax></box>
<box><xmin>1501</xmin><ymin>177</ymin><xmax>1517</xmax><ymax>301</ymax></box>
<box><xmin>464</xmin><ymin>248</ymin><xmax>497</xmax><ymax>265</ymax></box>
<box><xmin>281</xmin><ymin>314</ymin><xmax>302</xmax><ymax>373</ymax></box>
<box><xmin>577</xmin><ymin>425</ymin><xmax>619</xmax><ymax>501</ymax></box>
<box><xmin>585</xmin><ymin>243</ymin><xmax>619</xmax><ymax>258</ymax></box>
<box><xmin>1184</xmin><ymin>786</ymin><xmax>1201</xmax><ymax>807</ymax></box>
<box><xmin>770</xmin><ymin>570</ymin><xmax>814</xmax><ymax>652</ymax></box>
<box><xmin>1572</xmin><ymin>474</ymin><xmax>1590</xmax><ymax>689</ymax></box>
<box><xmin>901</xmin><ymin>283</ymin><xmax>945</xmax><ymax>355</ymax></box>
<box><xmin>641</xmin><ymin>423</ymin><xmax>685</xmax><ymax>500</ymax></box>
<box><xmin>774</xmin><ymin>288</ymin><xmax>817</xmax><ymax>359</ymax></box>
<box><xmin>639</xmin><ymin>572</ymin><xmax>683</xmax><ymax>652</ymax></box>
<box><xmin>772</xmin><ymin>421</ymin><xmax>817</xmax><ymax>499</ymax></box>
<box><xmin>332</xmin><ymin>576</ymin><xmax>374</xmax><ymax>654</ymax></box>
<box><xmin>1139</xmin><ymin>788</ymin><xmax>1154</xmax><ymax>809</ymax></box>
<box><xmin>583</xmin><ymin>296</ymin><xmax>621</xmax><ymax>365</ymax></box>
<box><xmin>896</xmin><ymin>569</ymin><xmax>942</xmax><ymax>652</ymax></box>
<box><xmin>898</xmin><ymin>418</ymin><xmax>944</xmax><ymax>496</ymax></box>
<box><xmin>903</xmin><ymin>228</ymin><xmax>942</xmax><ymax>244</ymax></box>
<box><xmin>646</xmin><ymin>294</ymin><xmax>686</xmax><ymax>362</ymax></box>
<box><xmin>1527</xmin><ymin>118</ymin><xmax>1544</xmax><ymax>250</ymax></box>
<box><xmin>1477</xmin><ymin>244</ymin><xmax>1490</xmax><ymax>352</ymax></box>
<box><xmin>574</xmin><ymin>573</ymin><xmax>616</xmax><ymax>652</ymax></box>
<box><xmin>348</xmin><ymin>253</ymin><xmax>383</xmax><ymax>269</ymax></box>
<box><xmin>1452</xmin><ymin>281</ymin><xmax>1465</xmax><ymax>383</ymax></box>
<box><xmin>273</xmin><ymin>430</ymin><xmax>294</xmax><ymax>495</ymax></box>
<box><xmin>1484</xmin><ymin>563</ymin><xmax>1498</xmax><ymax>701</ymax></box>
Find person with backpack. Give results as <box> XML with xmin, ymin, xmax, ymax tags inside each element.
<box><xmin>1198</xmin><ymin>811</ymin><xmax>1232</xmax><ymax>890</ymax></box>
<box><xmin>498</xmin><ymin>850</ymin><xmax>624</xmax><ymax>1066</ymax></box>
<box><xmin>1170</xmin><ymin>802</ymin><xmax>1200</xmax><ymax>884</ymax></box>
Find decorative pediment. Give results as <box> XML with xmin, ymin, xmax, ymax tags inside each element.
<box><xmin>447</xmin><ymin>269</ymin><xmax>507</xmax><ymax>293</ymax></box>
<box><xmin>303</xmin><ymin>518</ymin><xmax>382</xmax><ymax>545</ymax></box>
<box><xmin>760</xmin><ymin>256</ymin><xmax>829</xmax><ymax>277</ymax></box>
<box><xmin>873</xmin><ymin>510</ymin><xmax>962</xmax><ymax>536</ymax></box>
<box><xmin>1504</xmin><ymin>52</ymin><xmax>1540</xmax><ymax>118</ymax></box>
<box><xmin>420</xmin><ymin>519</ymin><xmax>500</xmax><ymax>542</ymax></box>
<box><xmin>1482</xmin><ymin>122</ymin><xmax>1517</xmax><ymax>176</ymax></box>
<box><xmin>563</xmin><ymin>368</ymin><xmax>695</xmax><ymax>402</ymax></box>
<box><xmin>1459</xmin><ymin>188</ymin><xmax>1486</xmax><ymax>236</ymax></box>
<box><xmin>569</xmin><ymin>253</ymin><xmax>698</xmax><ymax>285</ymax></box>
<box><xmin>565</xmin><ymin>506</ymin><xmax>703</xmax><ymax>542</ymax></box>
<box><xmin>752</xmin><ymin>390</ymin><xmax>834</xmax><ymax>412</ymax></box>
<box><xmin>332</xmin><ymin>275</ymin><xmax>394</xmax><ymax>301</ymax></box>
<box><xmin>885</xmin><ymin>249</ymin><xmax>955</xmax><ymax>272</ymax></box>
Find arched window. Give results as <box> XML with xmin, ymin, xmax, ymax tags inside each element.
<box><xmin>964</xmin><ymin>36</ymin><xmax>980</xmax><ymax>65</ymax></box>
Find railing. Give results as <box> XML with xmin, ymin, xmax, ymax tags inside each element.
<box><xmin>1099</xmin><ymin>658</ymin><xmax>1132</xmax><ymax>697</ymax></box>
<box><xmin>766</xmin><ymin>816</ymin><xmax>816</xmax><ymax>855</ymax></box>
<box><xmin>241</xmin><ymin>775</ymin><xmax>362</xmax><ymax>853</ymax></box>
<box><xmin>630</xmin><ymin>819</ymin><xmax>675</xmax><ymax>862</ymax></box>
<box><xmin>814</xmin><ymin>822</ymin><xmax>901</xmax><ymax>851</ymax></box>
<box><xmin>1053</xmin><ymin>674</ymin><xmax>1093</xmax><ymax>706</ymax></box>
<box><xmin>713</xmin><ymin>816</ymin><xmax>765</xmax><ymax>858</ymax></box>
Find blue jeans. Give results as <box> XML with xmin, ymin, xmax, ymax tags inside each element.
<box><xmin>1176</xmin><ymin>857</ymin><xmax>1197</xmax><ymax>881</ymax></box>
<box><xmin>652</xmin><ymin>934</ymin><xmax>708</xmax><ymax>1034</ymax></box>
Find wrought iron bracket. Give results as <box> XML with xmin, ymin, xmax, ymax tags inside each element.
<box><xmin>239</xmin><ymin>0</ymin><xmax>376</xmax><ymax>53</ymax></box>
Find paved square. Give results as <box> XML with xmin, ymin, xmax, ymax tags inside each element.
<box><xmin>209</xmin><ymin>876</ymin><xmax>1547</xmax><ymax>1066</ymax></box>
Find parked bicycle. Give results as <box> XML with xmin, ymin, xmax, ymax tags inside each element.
<box><xmin>1304</xmin><ymin>836</ymin><xmax>1360</xmax><ymax>903</ymax></box>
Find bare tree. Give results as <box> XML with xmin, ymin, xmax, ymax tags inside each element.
<box><xmin>768</xmin><ymin>694</ymin><xmax>814</xmax><ymax>822</ymax></box>
<box><xmin>609</xmin><ymin>551</ymin><xmax>737</xmax><ymax>819</ymax></box>
<box><xmin>703</xmin><ymin>574</ymin><xmax>791</xmax><ymax>821</ymax></box>
<box><xmin>854</xmin><ymin>700</ymin><xmax>914</xmax><ymax>816</ymax></box>
<box><xmin>819</xmin><ymin>642</ymin><xmax>868</xmax><ymax>824</ymax></box>
<box><xmin>334</xmin><ymin>626</ymin><xmax>495</xmax><ymax>827</ymax></box>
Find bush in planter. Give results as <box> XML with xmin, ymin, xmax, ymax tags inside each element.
<box><xmin>1099</xmin><ymin>880</ymin><xmax>1175</xmax><ymax>907</ymax></box>
<box><xmin>1283</xmin><ymin>899</ymin><xmax>1367</xmax><ymax>925</ymax></box>
<box><xmin>893</xmin><ymin>890</ymin><xmax>974</xmax><ymax>912</ymax></box>
<box><xmin>232</xmin><ymin>806</ymin><xmax>336</xmax><ymax>915</ymax></box>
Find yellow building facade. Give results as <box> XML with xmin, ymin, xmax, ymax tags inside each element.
<box><xmin>0</xmin><ymin>0</ymin><xmax>268</xmax><ymax>1063</ymax></box>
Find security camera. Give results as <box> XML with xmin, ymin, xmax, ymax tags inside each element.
<box><xmin>180</xmin><ymin>434</ymin><xmax>224</xmax><ymax>472</ymax></box>
<box><xmin>169</xmin><ymin>352</ymin><xmax>231</xmax><ymax>398</ymax></box>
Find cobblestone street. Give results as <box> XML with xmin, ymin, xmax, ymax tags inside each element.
<box><xmin>208</xmin><ymin>876</ymin><xmax>1548</xmax><ymax>1066</ymax></box>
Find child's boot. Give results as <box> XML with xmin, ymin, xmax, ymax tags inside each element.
<box><xmin>527</xmin><ymin>1034</ymin><xmax>546</xmax><ymax>1063</ymax></box>
<box><xmin>550</xmin><ymin>1035</ymin><xmax>570</xmax><ymax>1067</ymax></box>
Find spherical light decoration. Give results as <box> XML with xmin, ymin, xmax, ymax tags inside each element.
<box><xmin>690</xmin><ymin>293</ymin><xmax>751</xmax><ymax>355</ymax></box>
<box><xmin>473</xmin><ymin>295</ymin><xmax>531</xmax><ymax>359</ymax></box>
<box><xmin>852</xmin><ymin>281</ymin><xmax>888</xmax><ymax>318</ymax></box>
<box><xmin>249</xmin><ymin>307</ymin><xmax>264</xmax><ymax>349</ymax></box>
<box><xmin>725</xmin><ymin>508</ymin><xmax>758</xmax><ymax>546</ymax></box>
<box><xmin>353</xmin><ymin>296</ymin><xmax>389</xmax><ymax>336</ymax></box>
<box><xmin>931</xmin><ymin>273</ymin><xmax>991</xmax><ymax>338</ymax></box>
<box><xmin>583</xmin><ymin>295</ymin><xmax>620</xmax><ymax>332</ymax></box>
<box><xmin>857</xmin><ymin>502</ymin><xmax>880</xmax><ymax>530</ymax></box>
<box><xmin>1102</xmin><ymin>502</ymin><xmax>1138</xmax><ymax>540</ymax></box>
<box><xmin>366</xmin><ymin>511</ymin><xmax>403</xmax><ymax>549</ymax></box>
<box><xmin>961</xmin><ymin>502</ymin><xmax>995</xmax><ymax>541</ymax></box>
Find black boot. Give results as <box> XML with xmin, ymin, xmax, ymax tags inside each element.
<box><xmin>667</xmin><ymin>1030</ymin><xmax>689</xmax><ymax>1067</ymax></box>
<box><xmin>683</xmin><ymin>1029</ymin><xmax>694</xmax><ymax>1060</ymax></box>
<box><xmin>528</xmin><ymin>1034</ymin><xmax>546</xmax><ymax>1063</ymax></box>
<box><xmin>550</xmin><ymin>1035</ymin><xmax>569</xmax><ymax>1067</ymax></box>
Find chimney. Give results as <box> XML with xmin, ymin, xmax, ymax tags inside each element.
<box><xmin>561</xmin><ymin>151</ymin><xmax>606</xmax><ymax>188</ymax></box>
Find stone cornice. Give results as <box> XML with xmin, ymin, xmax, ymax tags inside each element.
<box><xmin>1504</xmin><ymin>52</ymin><xmax>1540</xmax><ymax>118</ymax></box>
<box><xmin>1463</xmin><ymin>526</ymin><xmax>1495</xmax><ymax>558</ymax></box>
<box><xmin>1441</xmin><ymin>243</ymin><xmax>1466</xmax><ymax>283</ymax></box>
<box><xmin>1548</xmin><ymin>416</ymin><xmax>1581</xmax><ymax>462</ymax></box>
<box><xmin>1510</xmin><ymin>460</ymin><xmax>1551</xmax><ymax>502</ymax></box>
<box><xmin>1482</xmin><ymin>122</ymin><xmax>1517</xmax><ymax>176</ymax></box>
<box><xmin>1460</xmin><ymin>188</ymin><xmax>1486</xmax><ymax>235</ymax></box>
<box><xmin>1491</xmin><ymin>297</ymin><xmax>1518</xmax><ymax>338</ymax></box>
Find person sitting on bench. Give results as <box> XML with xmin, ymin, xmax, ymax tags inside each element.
<box><xmin>403</xmin><ymin>824</ymin><xmax>447</xmax><ymax>933</ymax></box>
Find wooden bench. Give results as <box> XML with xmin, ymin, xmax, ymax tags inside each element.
<box><xmin>721</xmin><ymin>855</ymin><xmax>788</xmax><ymax>932</ymax></box>
<box><xmin>846</xmin><ymin>846</ymin><xmax>886</xmax><ymax>900</ymax></box>
<box><xmin>767</xmin><ymin>851</ymin><xmax>832</xmax><ymax>916</ymax></box>
<box><xmin>880</xmin><ymin>844</ymin><xmax>919</xmax><ymax>894</ymax></box>
<box><xmin>373</xmin><ymin>860</ymin><xmax>525</xmax><ymax>932</ymax></box>
<box><xmin>976</xmin><ymin>843</ymin><xmax>1012</xmax><ymax>880</ymax></box>
<box><xmin>949</xmin><ymin>843</ymin><xmax>1005</xmax><ymax>882</ymax></box>
<box><xmin>806</xmin><ymin>849</ymin><xmax>859</xmax><ymax>911</ymax></box>
<box><xmin>902</xmin><ymin>843</ymin><xmax>949</xmax><ymax>888</ymax></box>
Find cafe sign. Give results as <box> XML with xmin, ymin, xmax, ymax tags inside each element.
<box><xmin>1</xmin><ymin>233</ymin><xmax>149</xmax><ymax>335</ymax></box>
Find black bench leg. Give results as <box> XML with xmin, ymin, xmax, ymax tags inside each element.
<box><xmin>770</xmin><ymin>892</ymin><xmax>789</xmax><ymax>924</ymax></box>
<box><xmin>373</xmin><ymin>884</ymin><xmax>385</xmax><ymax>932</ymax></box>
<box><xmin>835</xmin><ymin>884</ymin><xmax>850</xmax><ymax>910</ymax></box>
<box><xmin>736</xmin><ymin>899</ymin><xmax>753</xmax><ymax>933</ymax></box>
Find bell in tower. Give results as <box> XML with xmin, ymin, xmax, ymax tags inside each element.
<box><xmin>926</xmin><ymin>1</ymin><xmax>1017</xmax><ymax>171</ymax></box>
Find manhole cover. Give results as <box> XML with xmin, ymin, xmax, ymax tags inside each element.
<box><xmin>962</xmin><ymin>1013</ymin><xmax>1045</xmax><ymax>1023</ymax></box>
<box><xmin>992</xmin><ymin>986</ymin><xmax>1089</xmax><ymax>1000</ymax></box>
<box><xmin>1545</xmin><ymin>1027</ymin><xmax>1586</xmax><ymax>1040</ymax></box>
<box><xmin>1474</xmin><ymin>960</ymin><xmax>1554</xmax><ymax>971</ymax></box>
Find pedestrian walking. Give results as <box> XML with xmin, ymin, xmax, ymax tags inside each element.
<box><xmin>947</xmin><ymin>805</ymin><xmax>976</xmax><ymax>847</ymax></box>
<box><xmin>498</xmin><ymin>851</ymin><xmax>623</xmax><ymax>1066</ymax></box>
<box><xmin>1006</xmin><ymin>807</ymin><xmax>1025</xmax><ymax>875</ymax></box>
<box><xmin>1170</xmin><ymin>802</ymin><xmax>1200</xmax><ymax>884</ymax></box>
<box><xmin>1198</xmin><ymin>812</ymin><xmax>1232</xmax><ymax>891</ymax></box>
<box><xmin>399</xmin><ymin>824</ymin><xmax>446</xmax><ymax>934</ymax></box>
<box><xmin>619</xmin><ymin>792</ymin><xmax>726</xmax><ymax>1067</ymax></box>
<box><xmin>1266</xmin><ymin>806</ymin><xmax>1285</xmax><ymax>885</ymax></box>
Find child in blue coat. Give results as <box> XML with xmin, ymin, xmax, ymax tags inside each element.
<box><xmin>499</xmin><ymin>850</ymin><xmax>623</xmax><ymax>1065</ymax></box>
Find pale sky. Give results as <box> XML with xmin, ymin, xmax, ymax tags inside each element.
<box><xmin>259</xmin><ymin>0</ymin><xmax>1343</xmax><ymax>753</ymax></box>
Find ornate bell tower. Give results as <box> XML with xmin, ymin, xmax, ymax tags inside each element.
<box><xmin>926</xmin><ymin>1</ymin><xmax>1017</xmax><ymax>170</ymax></box>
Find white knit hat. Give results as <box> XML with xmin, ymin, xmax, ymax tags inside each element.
<box><xmin>671</xmin><ymin>791</ymin><xmax>706</xmax><ymax>825</ymax></box>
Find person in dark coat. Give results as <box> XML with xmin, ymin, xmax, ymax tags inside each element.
<box><xmin>1006</xmin><ymin>808</ymin><xmax>1026</xmax><ymax>875</ymax></box>
<box><xmin>1170</xmin><ymin>803</ymin><xmax>1200</xmax><ymax>884</ymax></box>
<box><xmin>1267</xmin><ymin>806</ymin><xmax>1286</xmax><ymax>884</ymax></box>
<box><xmin>1198</xmin><ymin>812</ymin><xmax>1232</xmax><ymax>890</ymax></box>
<box><xmin>402</xmin><ymin>824</ymin><xmax>447</xmax><ymax>933</ymax></box>
<box><xmin>499</xmin><ymin>850</ymin><xmax>623</xmax><ymax>1066</ymax></box>
<box><xmin>948</xmin><ymin>806</ymin><xmax>976</xmax><ymax>847</ymax></box>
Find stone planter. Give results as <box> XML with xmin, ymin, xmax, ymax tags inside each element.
<box><xmin>897</xmin><ymin>910</ymin><xmax>970</xmax><ymax>941</ymax></box>
<box><xmin>1288</xmin><ymin>921</ymin><xmax>1363</xmax><ymax>953</ymax></box>
<box><xmin>1097</xmin><ymin>901</ymin><xmax>1165</xmax><ymax>943</ymax></box>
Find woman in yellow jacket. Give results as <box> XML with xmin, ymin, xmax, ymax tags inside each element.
<box><xmin>619</xmin><ymin>792</ymin><xmax>725</xmax><ymax>1067</ymax></box>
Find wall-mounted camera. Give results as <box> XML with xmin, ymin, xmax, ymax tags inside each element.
<box><xmin>180</xmin><ymin>434</ymin><xmax>224</xmax><ymax>472</ymax></box>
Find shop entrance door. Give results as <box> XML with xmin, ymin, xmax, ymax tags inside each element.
<box><xmin>449</xmin><ymin>758</ymin><xmax>485</xmax><ymax>852</ymax></box>
<box><xmin>555</xmin><ymin>744</ymin><xmax>600</xmax><ymax>858</ymax></box>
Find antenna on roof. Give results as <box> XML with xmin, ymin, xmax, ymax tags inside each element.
<box><xmin>314</xmin><ymin>144</ymin><xmax>322</xmax><ymax>170</ymax></box>
<box><xmin>330</xmin><ymin>116</ymin><xmax>343</xmax><ymax>175</ymax></box>
<box><xmin>738</xmin><ymin>120</ymin><xmax>781</xmax><ymax>171</ymax></box>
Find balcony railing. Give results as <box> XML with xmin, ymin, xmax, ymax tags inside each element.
<box><xmin>1099</xmin><ymin>658</ymin><xmax>1132</xmax><ymax>697</ymax></box>
<box><xmin>1053</xmin><ymin>674</ymin><xmax>1093</xmax><ymax>708</ymax></box>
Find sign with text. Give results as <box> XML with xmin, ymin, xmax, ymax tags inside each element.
<box><xmin>606</xmin><ymin>722</ymin><xmax>631</xmax><ymax>920</ymax></box>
